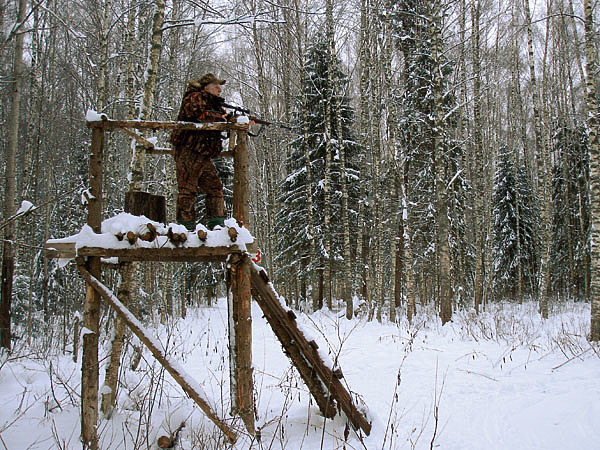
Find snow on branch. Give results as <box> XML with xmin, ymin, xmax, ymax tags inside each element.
<box><xmin>162</xmin><ymin>12</ymin><xmax>286</xmax><ymax>31</ymax></box>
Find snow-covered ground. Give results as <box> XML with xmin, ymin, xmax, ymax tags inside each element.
<box><xmin>0</xmin><ymin>299</ymin><xmax>598</xmax><ymax>449</ymax></box>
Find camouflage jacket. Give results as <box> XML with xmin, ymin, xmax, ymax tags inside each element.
<box><xmin>170</xmin><ymin>87</ymin><xmax>226</xmax><ymax>158</ymax></box>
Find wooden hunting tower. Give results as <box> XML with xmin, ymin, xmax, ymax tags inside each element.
<box><xmin>45</xmin><ymin>117</ymin><xmax>371</xmax><ymax>448</ymax></box>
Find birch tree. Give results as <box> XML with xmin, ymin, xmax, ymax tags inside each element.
<box><xmin>523</xmin><ymin>0</ymin><xmax>551</xmax><ymax>317</ymax></box>
<box><xmin>584</xmin><ymin>0</ymin><xmax>600</xmax><ymax>340</ymax></box>
<box><xmin>471</xmin><ymin>0</ymin><xmax>485</xmax><ymax>312</ymax></box>
<box><xmin>101</xmin><ymin>0</ymin><xmax>166</xmax><ymax>417</ymax></box>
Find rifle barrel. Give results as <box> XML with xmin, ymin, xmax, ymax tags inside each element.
<box><xmin>222</xmin><ymin>103</ymin><xmax>293</xmax><ymax>130</ymax></box>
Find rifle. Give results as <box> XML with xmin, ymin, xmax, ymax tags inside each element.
<box><xmin>222</xmin><ymin>102</ymin><xmax>293</xmax><ymax>134</ymax></box>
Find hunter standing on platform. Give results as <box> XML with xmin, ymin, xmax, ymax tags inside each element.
<box><xmin>170</xmin><ymin>73</ymin><xmax>228</xmax><ymax>231</ymax></box>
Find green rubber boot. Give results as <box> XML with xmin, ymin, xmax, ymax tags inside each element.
<box><xmin>206</xmin><ymin>217</ymin><xmax>225</xmax><ymax>231</ymax></box>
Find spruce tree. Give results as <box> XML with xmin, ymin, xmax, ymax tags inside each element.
<box><xmin>550</xmin><ymin>125</ymin><xmax>590</xmax><ymax>300</ymax></box>
<box><xmin>492</xmin><ymin>148</ymin><xmax>539</xmax><ymax>300</ymax></box>
<box><xmin>274</xmin><ymin>35</ymin><xmax>361</xmax><ymax>309</ymax></box>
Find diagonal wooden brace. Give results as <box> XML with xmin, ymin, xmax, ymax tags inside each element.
<box><xmin>76</xmin><ymin>258</ymin><xmax>237</xmax><ymax>444</ymax></box>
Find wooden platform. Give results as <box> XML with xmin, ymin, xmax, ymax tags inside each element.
<box><xmin>44</xmin><ymin>241</ymin><xmax>258</xmax><ymax>262</ymax></box>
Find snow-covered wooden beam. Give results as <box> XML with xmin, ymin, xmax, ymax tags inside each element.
<box><xmin>76</xmin><ymin>259</ymin><xmax>238</xmax><ymax>444</ymax></box>
<box><xmin>44</xmin><ymin>242</ymin><xmax>257</xmax><ymax>262</ymax></box>
<box><xmin>86</xmin><ymin>118</ymin><xmax>249</xmax><ymax>132</ymax></box>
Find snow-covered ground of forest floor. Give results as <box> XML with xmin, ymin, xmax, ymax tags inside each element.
<box><xmin>0</xmin><ymin>298</ymin><xmax>598</xmax><ymax>449</ymax></box>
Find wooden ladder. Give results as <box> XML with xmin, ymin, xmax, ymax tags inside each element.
<box><xmin>249</xmin><ymin>263</ymin><xmax>372</xmax><ymax>436</ymax></box>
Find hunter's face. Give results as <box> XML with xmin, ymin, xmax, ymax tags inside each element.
<box><xmin>204</xmin><ymin>83</ymin><xmax>222</xmax><ymax>97</ymax></box>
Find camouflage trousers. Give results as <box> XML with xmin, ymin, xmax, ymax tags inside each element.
<box><xmin>174</xmin><ymin>146</ymin><xmax>225</xmax><ymax>223</ymax></box>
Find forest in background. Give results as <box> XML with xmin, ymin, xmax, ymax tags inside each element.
<box><xmin>1</xmin><ymin>0</ymin><xmax>600</xmax><ymax>350</ymax></box>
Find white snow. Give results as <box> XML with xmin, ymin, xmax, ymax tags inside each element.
<box><xmin>45</xmin><ymin>213</ymin><xmax>255</xmax><ymax>255</ymax></box>
<box><xmin>0</xmin><ymin>300</ymin><xmax>597</xmax><ymax>449</ymax></box>
<box><xmin>85</xmin><ymin>109</ymin><xmax>107</xmax><ymax>122</ymax></box>
<box><xmin>236</xmin><ymin>115</ymin><xmax>250</xmax><ymax>124</ymax></box>
<box><xmin>15</xmin><ymin>200</ymin><xmax>35</xmax><ymax>215</ymax></box>
<box><xmin>80</xmin><ymin>188</ymin><xmax>95</xmax><ymax>205</ymax></box>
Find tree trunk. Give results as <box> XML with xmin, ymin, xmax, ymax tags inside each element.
<box><xmin>100</xmin><ymin>262</ymin><xmax>133</xmax><ymax>417</ymax></box>
<box><xmin>1</xmin><ymin>0</ymin><xmax>27</xmax><ymax>351</ymax></box>
<box><xmin>403</xmin><ymin>163</ymin><xmax>416</xmax><ymax>322</ymax></box>
<box><xmin>326</xmin><ymin>1</ymin><xmax>354</xmax><ymax>319</ymax></box>
<box><xmin>357</xmin><ymin>0</ymin><xmax>372</xmax><ymax>306</ymax></box>
<box><xmin>584</xmin><ymin>0</ymin><xmax>600</xmax><ymax>341</ymax></box>
<box><xmin>471</xmin><ymin>0</ymin><xmax>485</xmax><ymax>313</ymax></box>
<box><xmin>509</xmin><ymin>3</ymin><xmax>524</xmax><ymax>303</ymax></box>
<box><xmin>431</xmin><ymin>2</ymin><xmax>452</xmax><ymax>325</ymax></box>
<box><xmin>524</xmin><ymin>0</ymin><xmax>550</xmax><ymax>317</ymax></box>
<box><xmin>96</xmin><ymin>0</ymin><xmax>112</xmax><ymax>111</ymax></box>
<box><xmin>324</xmin><ymin>0</ymin><xmax>335</xmax><ymax>311</ymax></box>
<box><xmin>101</xmin><ymin>0</ymin><xmax>165</xmax><ymax>418</ymax></box>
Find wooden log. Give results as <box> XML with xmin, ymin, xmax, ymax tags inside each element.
<box><xmin>126</xmin><ymin>231</ymin><xmax>137</xmax><ymax>245</ymax></box>
<box><xmin>76</xmin><ymin>260</ymin><xmax>237</xmax><ymax>444</ymax></box>
<box><xmin>44</xmin><ymin>243</ymin><xmax>256</xmax><ymax>263</ymax></box>
<box><xmin>232</xmin><ymin>130</ymin><xmax>249</xmax><ymax>227</ymax></box>
<box><xmin>166</xmin><ymin>227</ymin><xmax>187</xmax><ymax>246</ymax></box>
<box><xmin>228</xmin><ymin>130</ymin><xmax>236</xmax><ymax>152</ymax></box>
<box><xmin>228</xmin><ymin>254</ymin><xmax>254</xmax><ymax>432</ymax></box>
<box><xmin>88</xmin><ymin>128</ymin><xmax>104</xmax><ymax>234</ymax></box>
<box><xmin>145</xmin><ymin>147</ymin><xmax>173</xmax><ymax>155</ymax></box>
<box><xmin>78</xmin><ymin>246</ymin><xmax>242</xmax><ymax>262</ymax></box>
<box><xmin>146</xmin><ymin>148</ymin><xmax>234</xmax><ymax>157</ymax></box>
<box><xmin>139</xmin><ymin>223</ymin><xmax>158</xmax><ymax>242</ymax></box>
<box><xmin>157</xmin><ymin>436</ymin><xmax>172</xmax><ymax>448</ymax></box>
<box><xmin>228</xmin><ymin>130</ymin><xmax>255</xmax><ymax>433</ymax></box>
<box><xmin>249</xmin><ymin>265</ymin><xmax>372</xmax><ymax>436</ymax></box>
<box><xmin>87</xmin><ymin>119</ymin><xmax>249</xmax><ymax>132</ymax></box>
<box><xmin>227</xmin><ymin>227</ymin><xmax>238</xmax><ymax>242</ymax></box>
<box><xmin>125</xmin><ymin>191</ymin><xmax>166</xmax><ymax>224</ymax></box>
<box><xmin>81</xmin><ymin>125</ymin><xmax>104</xmax><ymax>449</ymax></box>
<box><xmin>43</xmin><ymin>241</ymin><xmax>76</xmax><ymax>259</ymax></box>
<box><xmin>120</xmin><ymin>127</ymin><xmax>155</xmax><ymax>149</ymax></box>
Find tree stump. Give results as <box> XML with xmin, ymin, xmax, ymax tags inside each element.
<box><xmin>125</xmin><ymin>191</ymin><xmax>166</xmax><ymax>223</ymax></box>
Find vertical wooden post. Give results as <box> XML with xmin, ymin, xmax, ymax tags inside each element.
<box><xmin>229</xmin><ymin>129</ymin><xmax>255</xmax><ymax>432</ymax></box>
<box><xmin>82</xmin><ymin>126</ymin><xmax>104</xmax><ymax>449</ymax></box>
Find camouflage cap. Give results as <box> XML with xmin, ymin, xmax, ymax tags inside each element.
<box><xmin>197</xmin><ymin>73</ymin><xmax>226</xmax><ymax>87</ymax></box>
